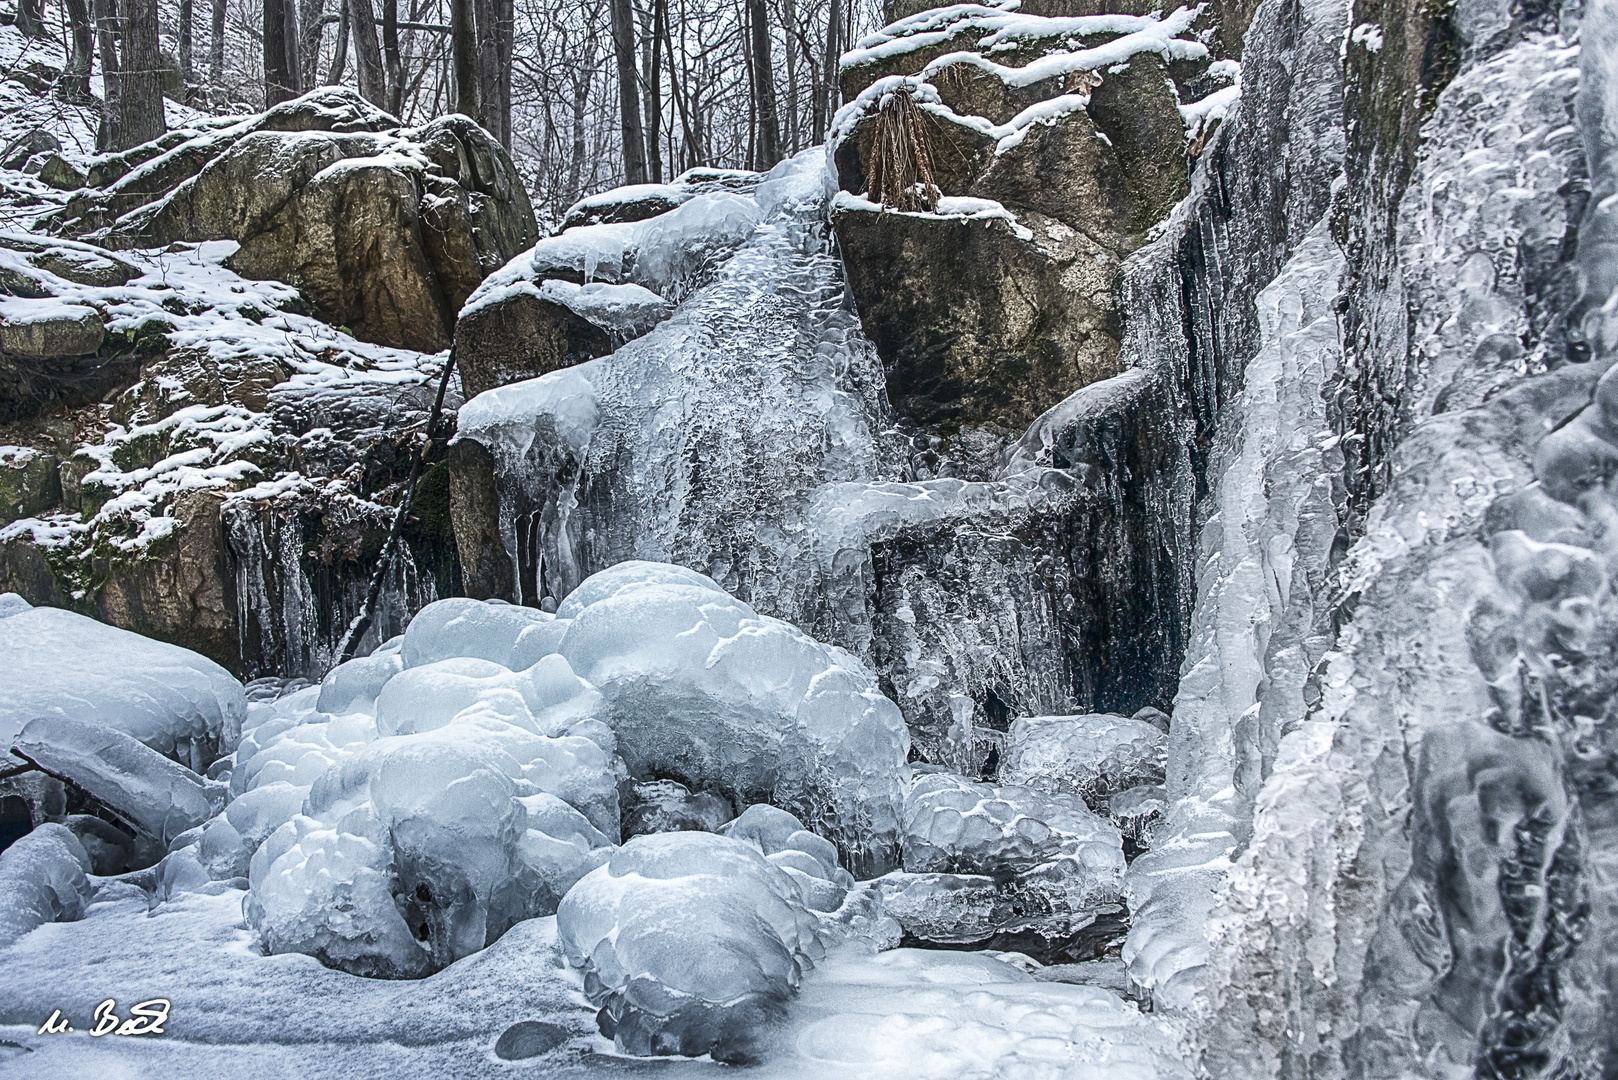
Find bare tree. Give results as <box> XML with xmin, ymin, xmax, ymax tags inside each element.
<box><xmin>327</xmin><ymin>0</ymin><xmax>351</xmax><ymax>83</ymax></box>
<box><xmin>747</xmin><ymin>0</ymin><xmax>779</xmax><ymax>167</ymax></box>
<box><xmin>179</xmin><ymin>0</ymin><xmax>194</xmax><ymax>87</ymax></box>
<box><xmin>16</xmin><ymin>0</ymin><xmax>45</xmax><ymax>39</ymax></box>
<box><xmin>300</xmin><ymin>0</ymin><xmax>328</xmax><ymax>88</ymax></box>
<box><xmin>210</xmin><ymin>0</ymin><xmax>226</xmax><ymax>83</ymax></box>
<box><xmin>610</xmin><ymin>0</ymin><xmax>647</xmax><ymax>184</ymax></box>
<box><xmin>349</xmin><ymin>0</ymin><xmax>389</xmax><ymax>108</ymax></box>
<box><xmin>117</xmin><ymin>0</ymin><xmax>167</xmax><ymax>147</ymax></box>
<box><xmin>265</xmin><ymin>0</ymin><xmax>301</xmax><ymax>105</ymax></box>
<box><xmin>60</xmin><ymin>0</ymin><xmax>96</xmax><ymax>102</ymax></box>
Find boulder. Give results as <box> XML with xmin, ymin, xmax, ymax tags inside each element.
<box><xmin>0</xmin><ymin>299</ymin><xmax>104</xmax><ymax>359</ymax></box>
<box><xmin>26</xmin><ymin>152</ymin><xmax>87</xmax><ymax>190</ymax></box>
<box><xmin>832</xmin><ymin>7</ymin><xmax>1210</xmax><ymax>431</ymax></box>
<box><xmin>0</xmin><ymin>446</ymin><xmax>61</xmax><ymax>524</ymax></box>
<box><xmin>0</xmin><ymin>823</ymin><xmax>92</xmax><ymax>949</ymax></box>
<box><xmin>456</xmin><ymin>287</ymin><xmax>614</xmax><ymax>399</ymax></box>
<box><xmin>61</xmin><ymin>89</ymin><xmax>537</xmax><ymax>353</ymax></box>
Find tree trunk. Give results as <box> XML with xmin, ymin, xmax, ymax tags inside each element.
<box><xmin>610</xmin><ymin>0</ymin><xmax>647</xmax><ymax>185</ymax></box>
<box><xmin>117</xmin><ymin>0</ymin><xmax>166</xmax><ymax>148</ymax></box>
<box><xmin>326</xmin><ymin>1</ymin><xmax>350</xmax><ymax>84</ymax></box>
<box><xmin>94</xmin><ymin>0</ymin><xmax>120</xmax><ymax>151</ymax></box>
<box><xmin>16</xmin><ymin>0</ymin><xmax>45</xmax><ymax>39</ymax></box>
<box><xmin>817</xmin><ymin>0</ymin><xmax>841</xmax><ymax>144</ymax></box>
<box><xmin>639</xmin><ymin>2</ymin><xmax>661</xmax><ymax>182</ymax></box>
<box><xmin>209</xmin><ymin>0</ymin><xmax>225</xmax><ymax>82</ymax></box>
<box><xmin>381</xmin><ymin>0</ymin><xmax>403</xmax><ymax>113</ymax></box>
<box><xmin>492</xmin><ymin>0</ymin><xmax>512</xmax><ymax>146</ymax></box>
<box><xmin>748</xmin><ymin>0</ymin><xmax>780</xmax><ymax>168</ymax></box>
<box><xmin>449</xmin><ymin>0</ymin><xmax>478</xmax><ymax>121</ymax></box>
<box><xmin>299</xmin><ymin>0</ymin><xmax>326</xmax><ymax>88</ymax></box>
<box><xmin>783</xmin><ymin>0</ymin><xmax>797</xmax><ymax>153</ymax></box>
<box><xmin>178</xmin><ymin>0</ymin><xmax>193</xmax><ymax>85</ymax></box>
<box><xmin>60</xmin><ymin>0</ymin><xmax>95</xmax><ymax>102</ymax></box>
<box><xmin>347</xmin><ymin>0</ymin><xmax>388</xmax><ymax>110</ymax></box>
<box><xmin>264</xmin><ymin>0</ymin><xmax>299</xmax><ymax>106</ymax></box>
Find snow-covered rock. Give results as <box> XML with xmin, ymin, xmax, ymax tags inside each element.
<box><xmin>0</xmin><ymin>601</ymin><xmax>246</xmax><ymax>764</ymax></box>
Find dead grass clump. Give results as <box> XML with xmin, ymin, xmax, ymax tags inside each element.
<box><xmin>863</xmin><ymin>86</ymin><xmax>940</xmax><ymax>212</ymax></box>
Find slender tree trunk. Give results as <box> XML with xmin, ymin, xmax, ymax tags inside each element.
<box><xmin>264</xmin><ymin>0</ymin><xmax>299</xmax><ymax>106</ymax></box>
<box><xmin>299</xmin><ymin>0</ymin><xmax>325</xmax><ymax>88</ymax></box>
<box><xmin>178</xmin><ymin>0</ymin><xmax>193</xmax><ymax>85</ymax></box>
<box><xmin>380</xmin><ymin>0</ymin><xmax>403</xmax><ymax>113</ymax></box>
<box><xmin>209</xmin><ymin>0</ymin><xmax>225</xmax><ymax>82</ymax></box>
<box><xmin>817</xmin><ymin>0</ymin><xmax>840</xmax><ymax>144</ymax></box>
<box><xmin>783</xmin><ymin>0</ymin><xmax>797</xmax><ymax>152</ymax></box>
<box><xmin>661</xmin><ymin>0</ymin><xmax>700</xmax><ymax>168</ymax></box>
<box><xmin>347</xmin><ymin>0</ymin><xmax>388</xmax><ymax>109</ymax></box>
<box><xmin>94</xmin><ymin>0</ymin><xmax>121</xmax><ymax>151</ymax></box>
<box><xmin>60</xmin><ymin>0</ymin><xmax>95</xmax><ymax>102</ymax></box>
<box><xmin>492</xmin><ymin>0</ymin><xmax>511</xmax><ymax>145</ymax></box>
<box><xmin>641</xmin><ymin>0</ymin><xmax>663</xmax><ymax>182</ymax></box>
<box><xmin>16</xmin><ymin>0</ymin><xmax>45</xmax><ymax>39</ymax></box>
<box><xmin>610</xmin><ymin>0</ymin><xmax>647</xmax><ymax>184</ymax></box>
<box><xmin>748</xmin><ymin>0</ymin><xmax>780</xmax><ymax>168</ymax></box>
<box><xmin>449</xmin><ymin>0</ymin><xmax>478</xmax><ymax>120</ymax></box>
<box><xmin>326</xmin><ymin>1</ymin><xmax>350</xmax><ymax>83</ymax></box>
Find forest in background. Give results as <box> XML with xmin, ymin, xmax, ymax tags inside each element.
<box><xmin>4</xmin><ymin>0</ymin><xmax>885</xmax><ymax>226</ymax></box>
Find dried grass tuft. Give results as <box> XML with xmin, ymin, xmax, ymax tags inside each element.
<box><xmin>863</xmin><ymin>86</ymin><xmax>939</xmax><ymax>212</ymax></box>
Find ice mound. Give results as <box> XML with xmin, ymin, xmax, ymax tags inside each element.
<box><xmin>242</xmin><ymin>648</ymin><xmax>618</xmax><ymax>977</ymax></box>
<box><xmin>999</xmin><ymin>713</ymin><xmax>1168</xmax><ymax>804</ymax></box>
<box><xmin>0</xmin><ymin>823</ymin><xmax>93</xmax><ymax>949</ymax></box>
<box><xmin>0</xmin><ymin>600</ymin><xmax>246</xmax><ymax>766</ymax></box>
<box><xmin>904</xmin><ymin>772</ymin><xmax>1125</xmax><ymax>876</ymax></box>
<box><xmin>723</xmin><ymin>803</ymin><xmax>856</xmax><ymax>912</ymax></box>
<box><xmin>557</xmin><ymin>829</ymin><xmax>827</xmax><ymax>1062</ymax></box>
<box><xmin>552</xmin><ymin>561</ymin><xmax>911</xmax><ymax>876</ymax></box>
<box><xmin>879</xmin><ymin>772</ymin><xmax>1127</xmax><ymax>948</ymax></box>
<box><xmin>621</xmin><ymin>779</ymin><xmax>734</xmax><ymax>839</ymax></box>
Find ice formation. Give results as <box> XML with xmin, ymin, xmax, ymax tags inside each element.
<box><xmin>0</xmin><ymin>824</ymin><xmax>91</xmax><ymax>950</ymax></box>
<box><xmin>999</xmin><ymin>713</ymin><xmax>1168</xmax><ymax>803</ymax></box>
<box><xmin>557</xmin><ymin>829</ymin><xmax>829</xmax><ymax>1061</ymax></box>
<box><xmin>0</xmin><ymin>597</ymin><xmax>246</xmax><ymax>763</ymax></box>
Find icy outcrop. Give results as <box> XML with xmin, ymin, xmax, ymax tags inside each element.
<box><xmin>557</xmin><ymin>830</ymin><xmax>827</xmax><ymax>1061</ymax></box>
<box><xmin>998</xmin><ymin>713</ymin><xmax>1168</xmax><ymax>803</ymax></box>
<box><xmin>621</xmin><ymin>779</ymin><xmax>734</xmax><ymax>839</ymax></box>
<box><xmin>903</xmin><ymin>771</ymin><xmax>1124</xmax><ymax>878</ymax></box>
<box><xmin>0</xmin><ymin>600</ymin><xmax>246</xmax><ymax>764</ymax></box>
<box><xmin>11</xmin><ymin>718</ymin><xmax>225</xmax><ymax>845</ymax></box>
<box><xmin>0</xmin><ymin>823</ymin><xmax>92</xmax><ymax>949</ymax></box>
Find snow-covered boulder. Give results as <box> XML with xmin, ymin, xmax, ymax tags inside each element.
<box><xmin>0</xmin><ymin>823</ymin><xmax>93</xmax><ymax>949</ymax></box>
<box><xmin>999</xmin><ymin>712</ymin><xmax>1168</xmax><ymax>804</ymax></box>
<box><xmin>557</xmin><ymin>830</ymin><xmax>826</xmax><ymax>1061</ymax></box>
<box><xmin>0</xmin><ymin>600</ymin><xmax>246</xmax><ymax>766</ymax></box>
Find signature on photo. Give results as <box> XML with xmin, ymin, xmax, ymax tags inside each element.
<box><xmin>36</xmin><ymin>999</ymin><xmax>170</xmax><ymax>1037</ymax></box>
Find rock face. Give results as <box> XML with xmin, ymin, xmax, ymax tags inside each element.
<box><xmin>831</xmin><ymin>6</ymin><xmax>1221</xmax><ymax>434</ymax></box>
<box><xmin>60</xmin><ymin>89</ymin><xmax>537</xmax><ymax>352</ymax></box>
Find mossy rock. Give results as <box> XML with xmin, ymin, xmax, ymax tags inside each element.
<box><xmin>0</xmin><ymin>448</ymin><xmax>62</xmax><ymax>524</ymax></box>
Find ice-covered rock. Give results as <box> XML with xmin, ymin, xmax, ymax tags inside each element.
<box><xmin>0</xmin><ymin>822</ymin><xmax>92</xmax><ymax>948</ymax></box>
<box><xmin>243</xmin><ymin>656</ymin><xmax>616</xmax><ymax>976</ymax></box>
<box><xmin>0</xmin><ymin>603</ymin><xmax>246</xmax><ymax>765</ymax></box>
<box><xmin>999</xmin><ymin>713</ymin><xmax>1168</xmax><ymax>804</ymax></box>
<box><xmin>557</xmin><ymin>830</ymin><xmax>826</xmax><ymax>1062</ymax></box>
<box><xmin>551</xmin><ymin>560</ymin><xmax>911</xmax><ymax>875</ymax></box>
<box><xmin>11</xmin><ymin>717</ymin><xmax>224</xmax><ymax>845</ymax></box>
<box><xmin>903</xmin><ymin>771</ymin><xmax>1124</xmax><ymax>877</ymax></box>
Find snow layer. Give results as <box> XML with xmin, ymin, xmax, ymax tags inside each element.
<box><xmin>0</xmin><ymin>600</ymin><xmax>246</xmax><ymax>763</ymax></box>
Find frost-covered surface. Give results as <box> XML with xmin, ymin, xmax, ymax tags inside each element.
<box><xmin>903</xmin><ymin>771</ymin><xmax>1124</xmax><ymax>878</ymax></box>
<box><xmin>999</xmin><ymin>713</ymin><xmax>1168</xmax><ymax>803</ymax></box>
<box><xmin>0</xmin><ymin>598</ymin><xmax>246</xmax><ymax>758</ymax></box>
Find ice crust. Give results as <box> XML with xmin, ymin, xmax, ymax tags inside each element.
<box><xmin>0</xmin><ymin>599</ymin><xmax>246</xmax><ymax>764</ymax></box>
<box><xmin>12</xmin><ymin>718</ymin><xmax>225</xmax><ymax>845</ymax></box>
<box><xmin>999</xmin><ymin>713</ymin><xmax>1168</xmax><ymax>803</ymax></box>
